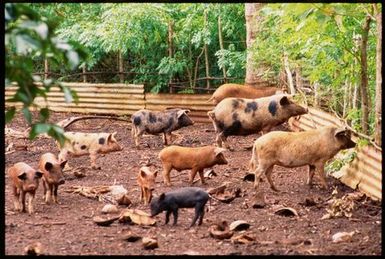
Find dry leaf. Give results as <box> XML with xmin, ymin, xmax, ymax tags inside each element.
<box><xmin>119</xmin><ymin>209</ymin><xmax>156</xmax><ymax>226</ymax></box>
<box><xmin>332</xmin><ymin>231</ymin><xmax>356</xmax><ymax>243</ymax></box>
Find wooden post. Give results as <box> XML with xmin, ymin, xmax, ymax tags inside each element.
<box><xmin>314</xmin><ymin>82</ymin><xmax>319</xmax><ymax>108</ymax></box>
<box><xmin>204</xmin><ymin>8</ymin><xmax>210</xmax><ymax>89</ymax></box>
<box><xmin>218</xmin><ymin>15</ymin><xmax>227</xmax><ymax>83</ymax></box>
<box><xmin>118</xmin><ymin>50</ymin><xmax>124</xmax><ymax>83</ymax></box>
<box><xmin>44</xmin><ymin>58</ymin><xmax>49</xmax><ymax>80</ymax></box>
<box><xmin>168</xmin><ymin>20</ymin><xmax>174</xmax><ymax>93</ymax></box>
<box><xmin>82</xmin><ymin>65</ymin><xmax>87</xmax><ymax>83</ymax></box>
<box><xmin>374</xmin><ymin>3</ymin><xmax>382</xmax><ymax>146</ymax></box>
<box><xmin>283</xmin><ymin>53</ymin><xmax>295</xmax><ymax>94</ymax></box>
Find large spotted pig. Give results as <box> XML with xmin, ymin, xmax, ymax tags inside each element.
<box><xmin>38</xmin><ymin>152</ymin><xmax>67</xmax><ymax>204</ymax></box>
<box><xmin>8</xmin><ymin>162</ymin><xmax>43</xmax><ymax>214</ymax></box>
<box><xmin>207</xmin><ymin>94</ymin><xmax>308</xmax><ymax>149</ymax></box>
<box><xmin>249</xmin><ymin>127</ymin><xmax>356</xmax><ymax>192</ymax></box>
<box><xmin>131</xmin><ymin>108</ymin><xmax>194</xmax><ymax>147</ymax></box>
<box><xmin>208</xmin><ymin>83</ymin><xmax>283</xmax><ymax>105</ymax></box>
<box><xmin>58</xmin><ymin>131</ymin><xmax>122</xmax><ymax>169</ymax></box>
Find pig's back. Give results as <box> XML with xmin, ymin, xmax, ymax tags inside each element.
<box><xmin>167</xmin><ymin>187</ymin><xmax>209</xmax><ymax>206</ymax></box>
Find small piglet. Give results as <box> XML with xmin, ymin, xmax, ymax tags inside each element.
<box><xmin>8</xmin><ymin>162</ymin><xmax>43</xmax><ymax>214</ymax></box>
<box><xmin>131</xmin><ymin>108</ymin><xmax>194</xmax><ymax>147</ymax></box>
<box><xmin>38</xmin><ymin>152</ymin><xmax>67</xmax><ymax>204</ymax></box>
<box><xmin>137</xmin><ymin>166</ymin><xmax>158</xmax><ymax>205</ymax></box>
<box><xmin>150</xmin><ymin>187</ymin><xmax>209</xmax><ymax>228</ymax></box>
<box><xmin>58</xmin><ymin>131</ymin><xmax>122</xmax><ymax>169</ymax></box>
<box><xmin>249</xmin><ymin>126</ymin><xmax>356</xmax><ymax>192</ymax></box>
<box><xmin>158</xmin><ymin>145</ymin><xmax>228</xmax><ymax>186</ymax></box>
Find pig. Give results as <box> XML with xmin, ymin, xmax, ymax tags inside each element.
<box><xmin>150</xmin><ymin>187</ymin><xmax>209</xmax><ymax>228</ymax></box>
<box><xmin>38</xmin><ymin>152</ymin><xmax>67</xmax><ymax>204</ymax></box>
<box><xmin>137</xmin><ymin>166</ymin><xmax>158</xmax><ymax>205</ymax></box>
<box><xmin>131</xmin><ymin>108</ymin><xmax>194</xmax><ymax>148</ymax></box>
<box><xmin>207</xmin><ymin>94</ymin><xmax>308</xmax><ymax>149</ymax></box>
<box><xmin>208</xmin><ymin>83</ymin><xmax>283</xmax><ymax>105</ymax></box>
<box><xmin>158</xmin><ymin>145</ymin><xmax>228</xmax><ymax>186</ymax></box>
<box><xmin>7</xmin><ymin>162</ymin><xmax>43</xmax><ymax>214</ymax></box>
<box><xmin>249</xmin><ymin>126</ymin><xmax>356</xmax><ymax>192</ymax></box>
<box><xmin>57</xmin><ymin>131</ymin><xmax>122</xmax><ymax>170</ymax></box>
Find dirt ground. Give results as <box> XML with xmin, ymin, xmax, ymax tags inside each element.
<box><xmin>4</xmin><ymin>111</ymin><xmax>382</xmax><ymax>255</ymax></box>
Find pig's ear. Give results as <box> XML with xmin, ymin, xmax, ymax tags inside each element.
<box><xmin>159</xmin><ymin>193</ymin><xmax>166</xmax><ymax>201</ymax></box>
<box><xmin>153</xmin><ymin>170</ymin><xmax>158</xmax><ymax>177</ymax></box>
<box><xmin>214</xmin><ymin>147</ymin><xmax>226</xmax><ymax>156</ymax></box>
<box><xmin>45</xmin><ymin>162</ymin><xmax>53</xmax><ymax>172</ymax></box>
<box><xmin>112</xmin><ymin>131</ymin><xmax>117</xmax><ymax>138</ymax></box>
<box><xmin>17</xmin><ymin>172</ymin><xmax>27</xmax><ymax>180</ymax></box>
<box><xmin>177</xmin><ymin>110</ymin><xmax>187</xmax><ymax>118</ymax></box>
<box><xmin>35</xmin><ymin>171</ymin><xmax>43</xmax><ymax>179</ymax></box>
<box><xmin>183</xmin><ymin>109</ymin><xmax>190</xmax><ymax>114</ymax></box>
<box><xmin>279</xmin><ymin>96</ymin><xmax>291</xmax><ymax>106</ymax></box>
<box><xmin>334</xmin><ymin>128</ymin><xmax>348</xmax><ymax>138</ymax></box>
<box><xmin>60</xmin><ymin>160</ymin><xmax>67</xmax><ymax>169</ymax></box>
<box><xmin>140</xmin><ymin>170</ymin><xmax>147</xmax><ymax>178</ymax></box>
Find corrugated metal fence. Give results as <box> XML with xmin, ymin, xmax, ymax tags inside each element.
<box><xmin>5</xmin><ymin>83</ymin><xmax>214</xmax><ymax>122</ymax></box>
<box><xmin>288</xmin><ymin>108</ymin><xmax>382</xmax><ymax>201</ymax></box>
<box><xmin>5</xmin><ymin>83</ymin><xmax>381</xmax><ymax>200</ymax></box>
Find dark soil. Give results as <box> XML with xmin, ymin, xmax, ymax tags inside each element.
<box><xmin>4</xmin><ymin>111</ymin><xmax>382</xmax><ymax>255</ymax></box>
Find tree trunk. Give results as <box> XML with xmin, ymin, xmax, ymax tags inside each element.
<box><xmin>295</xmin><ymin>65</ymin><xmax>302</xmax><ymax>90</ymax></box>
<box><xmin>82</xmin><ymin>65</ymin><xmax>87</xmax><ymax>83</ymax></box>
<box><xmin>218</xmin><ymin>15</ymin><xmax>227</xmax><ymax>83</ymax></box>
<box><xmin>118</xmin><ymin>50</ymin><xmax>124</xmax><ymax>83</ymax></box>
<box><xmin>245</xmin><ymin>3</ymin><xmax>264</xmax><ymax>86</ymax></box>
<box><xmin>373</xmin><ymin>4</ymin><xmax>382</xmax><ymax>146</ymax></box>
<box><xmin>314</xmin><ymin>82</ymin><xmax>320</xmax><ymax>107</ymax></box>
<box><xmin>204</xmin><ymin>8</ymin><xmax>210</xmax><ymax>89</ymax></box>
<box><xmin>168</xmin><ymin>20</ymin><xmax>174</xmax><ymax>93</ymax></box>
<box><xmin>359</xmin><ymin>15</ymin><xmax>371</xmax><ymax>135</ymax></box>
<box><xmin>283</xmin><ymin>53</ymin><xmax>295</xmax><ymax>94</ymax></box>
<box><xmin>343</xmin><ymin>79</ymin><xmax>349</xmax><ymax>117</ymax></box>
<box><xmin>44</xmin><ymin>58</ymin><xmax>49</xmax><ymax>80</ymax></box>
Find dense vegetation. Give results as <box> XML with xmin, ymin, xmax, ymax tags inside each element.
<box><xmin>5</xmin><ymin>3</ymin><xmax>381</xmax><ymax>145</ymax></box>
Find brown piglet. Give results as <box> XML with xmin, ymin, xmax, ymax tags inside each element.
<box><xmin>158</xmin><ymin>145</ymin><xmax>228</xmax><ymax>186</ymax></box>
<box><xmin>137</xmin><ymin>166</ymin><xmax>158</xmax><ymax>205</ymax></box>
<box><xmin>38</xmin><ymin>152</ymin><xmax>67</xmax><ymax>204</ymax></box>
<box><xmin>8</xmin><ymin>162</ymin><xmax>43</xmax><ymax>214</ymax></box>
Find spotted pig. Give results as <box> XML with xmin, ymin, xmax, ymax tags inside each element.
<box><xmin>207</xmin><ymin>94</ymin><xmax>308</xmax><ymax>149</ymax></box>
<box><xmin>131</xmin><ymin>108</ymin><xmax>194</xmax><ymax>147</ymax></box>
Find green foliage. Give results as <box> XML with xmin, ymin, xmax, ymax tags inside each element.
<box><xmin>5</xmin><ymin>3</ymin><xmax>87</xmax><ymax>146</ymax></box>
<box><xmin>326</xmin><ymin>149</ymin><xmax>357</xmax><ymax>174</ymax></box>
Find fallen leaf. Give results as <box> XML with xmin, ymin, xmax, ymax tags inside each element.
<box><xmin>332</xmin><ymin>231</ymin><xmax>356</xmax><ymax>243</ymax></box>
<box><xmin>24</xmin><ymin>242</ymin><xmax>43</xmax><ymax>255</ymax></box>
<box><xmin>122</xmin><ymin>231</ymin><xmax>142</xmax><ymax>242</ymax></box>
<box><xmin>209</xmin><ymin>221</ymin><xmax>234</xmax><ymax>240</ymax></box>
<box><xmin>93</xmin><ymin>215</ymin><xmax>120</xmax><ymax>226</ymax></box>
<box><xmin>231</xmin><ymin>233</ymin><xmax>255</xmax><ymax>244</ymax></box>
<box><xmin>142</xmin><ymin>237</ymin><xmax>158</xmax><ymax>249</ymax></box>
<box><xmin>274</xmin><ymin>207</ymin><xmax>298</xmax><ymax>217</ymax></box>
<box><xmin>101</xmin><ymin>204</ymin><xmax>119</xmax><ymax>214</ymax></box>
<box><xmin>229</xmin><ymin>220</ymin><xmax>250</xmax><ymax>231</ymax></box>
<box><xmin>119</xmin><ymin>209</ymin><xmax>156</xmax><ymax>226</ymax></box>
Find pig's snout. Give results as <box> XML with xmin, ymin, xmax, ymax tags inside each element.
<box><xmin>25</xmin><ymin>184</ymin><xmax>38</xmax><ymax>192</ymax></box>
<box><xmin>58</xmin><ymin>179</ymin><xmax>65</xmax><ymax>185</ymax></box>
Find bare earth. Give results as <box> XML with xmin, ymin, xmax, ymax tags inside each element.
<box><xmin>4</xmin><ymin>111</ymin><xmax>382</xmax><ymax>255</ymax></box>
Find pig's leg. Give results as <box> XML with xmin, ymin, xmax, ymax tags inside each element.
<box><xmin>43</xmin><ymin>180</ymin><xmax>48</xmax><ymax>203</ymax></box>
<box><xmin>306</xmin><ymin>165</ymin><xmax>316</xmax><ymax>187</ymax></box>
<box><xmin>198</xmin><ymin>169</ymin><xmax>205</xmax><ymax>185</ymax></box>
<box><xmin>265</xmin><ymin>166</ymin><xmax>278</xmax><ymax>192</ymax></box>
<box><xmin>215</xmin><ymin>132</ymin><xmax>223</xmax><ymax>148</ymax></box>
<box><xmin>21</xmin><ymin>191</ymin><xmax>27</xmax><ymax>213</ymax></box>
<box><xmin>191</xmin><ymin>204</ymin><xmax>205</xmax><ymax>227</ymax></box>
<box><xmin>189</xmin><ymin>168</ymin><xmax>199</xmax><ymax>185</ymax></box>
<box><xmin>197</xmin><ymin>205</ymin><xmax>205</xmax><ymax>225</ymax></box>
<box><xmin>140</xmin><ymin>186</ymin><xmax>144</xmax><ymax>203</ymax></box>
<box><xmin>165</xmin><ymin>210</ymin><xmax>171</xmax><ymax>225</ymax></box>
<box><xmin>134</xmin><ymin>128</ymin><xmax>144</xmax><ymax>148</ymax></box>
<box><xmin>45</xmin><ymin>183</ymin><xmax>52</xmax><ymax>204</ymax></box>
<box><xmin>144</xmin><ymin>188</ymin><xmax>149</xmax><ymax>205</ymax></box>
<box><xmin>162</xmin><ymin>163</ymin><xmax>173</xmax><ymax>186</ymax></box>
<box><xmin>53</xmin><ymin>185</ymin><xmax>59</xmax><ymax>204</ymax></box>
<box><xmin>28</xmin><ymin>192</ymin><xmax>35</xmax><ymax>214</ymax></box>
<box><xmin>12</xmin><ymin>186</ymin><xmax>21</xmax><ymax>211</ymax></box>
<box><xmin>89</xmin><ymin>151</ymin><xmax>101</xmax><ymax>170</ymax></box>
<box><xmin>315</xmin><ymin>163</ymin><xmax>328</xmax><ymax>189</ymax></box>
<box><xmin>172</xmin><ymin>208</ymin><xmax>178</xmax><ymax>225</ymax></box>
<box><xmin>253</xmin><ymin>164</ymin><xmax>267</xmax><ymax>191</ymax></box>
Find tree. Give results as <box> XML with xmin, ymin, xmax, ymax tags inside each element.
<box><xmin>5</xmin><ymin>3</ymin><xmax>87</xmax><ymax>145</ymax></box>
<box><xmin>245</xmin><ymin>3</ymin><xmax>264</xmax><ymax>86</ymax></box>
<box><xmin>373</xmin><ymin>4</ymin><xmax>382</xmax><ymax>146</ymax></box>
